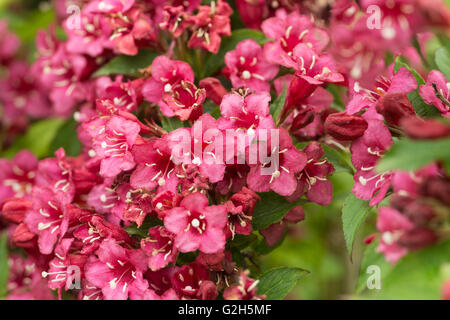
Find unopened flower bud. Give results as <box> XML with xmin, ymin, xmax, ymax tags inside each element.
<box><xmin>324</xmin><ymin>112</ymin><xmax>368</xmax><ymax>140</ymax></box>
<box><xmin>1</xmin><ymin>198</ymin><xmax>32</xmax><ymax>224</ymax></box>
<box><xmin>375</xmin><ymin>92</ymin><xmax>415</xmax><ymax>126</ymax></box>
<box><xmin>400</xmin><ymin>116</ymin><xmax>450</xmax><ymax>140</ymax></box>
<box><xmin>199</xmin><ymin>77</ymin><xmax>227</xmax><ymax>105</ymax></box>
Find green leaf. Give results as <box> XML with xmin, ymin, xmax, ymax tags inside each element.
<box><xmin>435</xmin><ymin>47</ymin><xmax>450</xmax><ymax>79</ymax></box>
<box><xmin>48</xmin><ymin>118</ymin><xmax>82</xmax><ymax>157</ymax></box>
<box><xmin>394</xmin><ymin>56</ymin><xmax>425</xmax><ymax>85</ymax></box>
<box><xmin>357</xmin><ymin>240</ymin><xmax>450</xmax><ymax>299</ymax></box>
<box><xmin>406</xmin><ymin>90</ymin><xmax>441</xmax><ymax>118</ymax></box>
<box><xmin>94</xmin><ymin>49</ymin><xmax>159</xmax><ymax>77</ymax></box>
<box><xmin>203</xmin><ymin>101</ymin><xmax>221</xmax><ymax>119</ymax></box>
<box><xmin>2</xmin><ymin>118</ymin><xmax>65</xmax><ymax>159</ymax></box>
<box><xmin>0</xmin><ymin>232</ymin><xmax>9</xmax><ymax>298</ymax></box>
<box><xmin>203</xmin><ymin>29</ymin><xmax>269</xmax><ymax>77</ymax></box>
<box><xmin>342</xmin><ymin>193</ymin><xmax>372</xmax><ymax>257</ymax></box>
<box><xmin>257</xmin><ymin>267</ymin><xmax>309</xmax><ymax>300</ymax></box>
<box><xmin>252</xmin><ymin>192</ymin><xmax>302</xmax><ymax>230</ymax></box>
<box><xmin>253</xmin><ymin>229</ymin><xmax>287</xmax><ymax>255</ymax></box>
<box><xmin>377</xmin><ymin>138</ymin><xmax>450</xmax><ymax>173</ymax></box>
<box><xmin>160</xmin><ymin>116</ymin><xmax>185</xmax><ymax>132</ymax></box>
<box><xmin>321</xmin><ymin>144</ymin><xmax>354</xmax><ymax>174</ymax></box>
<box><xmin>269</xmin><ymin>84</ymin><xmax>287</xmax><ymax>122</ymax></box>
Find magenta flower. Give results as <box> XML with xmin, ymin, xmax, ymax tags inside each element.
<box><xmin>247</xmin><ymin>128</ymin><xmax>307</xmax><ymax>196</ymax></box>
<box><xmin>168</xmin><ymin>114</ymin><xmax>226</xmax><ymax>183</ymax></box>
<box><xmin>188</xmin><ymin>0</ymin><xmax>232</xmax><ymax>54</ymax></box>
<box><xmin>262</xmin><ymin>9</ymin><xmax>329</xmax><ymax>67</ymax></box>
<box><xmin>170</xmin><ymin>262</ymin><xmax>212</xmax><ymax>299</ymax></box>
<box><xmin>130</xmin><ymin>137</ymin><xmax>178</xmax><ymax>193</ymax></box>
<box><xmin>64</xmin><ymin>10</ymin><xmax>114</xmax><ymax>57</ymax></box>
<box><xmin>85</xmin><ymin>239</ymin><xmax>148</xmax><ymax>300</ymax></box>
<box><xmin>74</xmin><ymin>214</ymin><xmax>133</xmax><ymax>255</ymax></box>
<box><xmin>24</xmin><ymin>187</ymin><xmax>74</xmax><ymax>254</ymax></box>
<box><xmin>0</xmin><ymin>150</ymin><xmax>37</xmax><ymax>205</ymax></box>
<box><xmin>218</xmin><ymin>91</ymin><xmax>274</xmax><ymax>136</ymax></box>
<box><xmin>162</xmin><ymin>80</ymin><xmax>206</xmax><ymax>121</ymax></box>
<box><xmin>142</xmin><ymin>56</ymin><xmax>194</xmax><ymax>116</ymax></box>
<box><xmin>92</xmin><ymin>115</ymin><xmax>141</xmax><ymax>178</ymax></box>
<box><xmin>0</xmin><ymin>20</ymin><xmax>20</xmax><ymax>64</ymax></box>
<box><xmin>346</xmin><ymin>67</ymin><xmax>417</xmax><ymax>115</ymax></box>
<box><xmin>164</xmin><ymin>193</ymin><xmax>228</xmax><ymax>254</ymax></box>
<box><xmin>223</xmin><ymin>270</ymin><xmax>264</xmax><ymax>300</ymax></box>
<box><xmin>141</xmin><ymin>226</ymin><xmax>178</xmax><ymax>271</ymax></box>
<box><xmin>224</xmin><ymin>39</ymin><xmax>278</xmax><ymax>92</ymax></box>
<box><xmin>0</xmin><ymin>61</ymin><xmax>51</xmax><ymax>121</ymax></box>
<box><xmin>286</xmin><ymin>142</ymin><xmax>335</xmax><ymax>206</ymax></box>
<box><xmin>376</xmin><ymin>207</ymin><xmax>414</xmax><ymax>264</ymax></box>
<box><xmin>351</xmin><ymin>113</ymin><xmax>393</xmax><ymax>206</ymax></box>
<box><xmin>419</xmin><ymin>70</ymin><xmax>449</xmax><ymax>118</ymax></box>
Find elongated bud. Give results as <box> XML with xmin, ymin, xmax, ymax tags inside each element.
<box><xmin>375</xmin><ymin>92</ymin><xmax>415</xmax><ymax>126</ymax></box>
<box><xmin>1</xmin><ymin>198</ymin><xmax>32</xmax><ymax>224</ymax></box>
<box><xmin>324</xmin><ymin>112</ymin><xmax>368</xmax><ymax>140</ymax></box>
<box><xmin>400</xmin><ymin>116</ymin><xmax>450</xmax><ymax>140</ymax></box>
<box><xmin>12</xmin><ymin>223</ymin><xmax>36</xmax><ymax>247</ymax></box>
<box><xmin>398</xmin><ymin>227</ymin><xmax>437</xmax><ymax>250</ymax></box>
<box><xmin>199</xmin><ymin>77</ymin><xmax>227</xmax><ymax>105</ymax></box>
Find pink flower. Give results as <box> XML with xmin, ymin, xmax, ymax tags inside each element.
<box><xmin>162</xmin><ymin>80</ymin><xmax>205</xmax><ymax>121</ymax></box>
<box><xmin>142</xmin><ymin>56</ymin><xmax>194</xmax><ymax>116</ymax></box>
<box><xmin>85</xmin><ymin>239</ymin><xmax>148</xmax><ymax>300</ymax></box>
<box><xmin>223</xmin><ymin>270</ymin><xmax>264</xmax><ymax>300</ymax></box>
<box><xmin>419</xmin><ymin>70</ymin><xmax>449</xmax><ymax>118</ymax></box>
<box><xmin>141</xmin><ymin>226</ymin><xmax>178</xmax><ymax>271</ymax></box>
<box><xmin>286</xmin><ymin>142</ymin><xmax>335</xmax><ymax>206</ymax></box>
<box><xmin>168</xmin><ymin>114</ymin><xmax>226</xmax><ymax>183</ymax></box>
<box><xmin>218</xmin><ymin>91</ymin><xmax>275</xmax><ymax>136</ymax></box>
<box><xmin>159</xmin><ymin>5</ymin><xmax>191</xmax><ymax>37</ymax></box>
<box><xmin>0</xmin><ymin>61</ymin><xmax>51</xmax><ymax>121</ymax></box>
<box><xmin>151</xmin><ymin>190</ymin><xmax>182</xmax><ymax>219</ymax></box>
<box><xmin>376</xmin><ymin>207</ymin><xmax>414</xmax><ymax>264</ymax></box>
<box><xmin>164</xmin><ymin>193</ymin><xmax>228</xmax><ymax>254</ymax></box>
<box><xmin>224</xmin><ymin>39</ymin><xmax>278</xmax><ymax>92</ymax></box>
<box><xmin>247</xmin><ymin>128</ymin><xmax>307</xmax><ymax>196</ymax></box>
<box><xmin>41</xmin><ymin>239</ymin><xmax>87</xmax><ymax>294</ymax></box>
<box><xmin>24</xmin><ymin>187</ymin><xmax>77</xmax><ymax>254</ymax></box>
<box><xmin>235</xmin><ymin>0</ymin><xmax>265</xmax><ymax>29</ymax></box>
<box><xmin>74</xmin><ymin>214</ymin><xmax>133</xmax><ymax>254</ymax></box>
<box><xmin>170</xmin><ymin>262</ymin><xmax>213</xmax><ymax>298</ymax></box>
<box><xmin>6</xmin><ymin>254</ymin><xmax>54</xmax><ymax>300</ymax></box>
<box><xmin>225</xmin><ymin>187</ymin><xmax>260</xmax><ymax>236</ymax></box>
<box><xmin>188</xmin><ymin>0</ymin><xmax>232</xmax><ymax>54</ymax></box>
<box><xmin>0</xmin><ymin>20</ymin><xmax>20</xmax><ymax>64</ymax></box>
<box><xmin>351</xmin><ymin>112</ymin><xmax>393</xmax><ymax>206</ymax></box>
<box><xmin>64</xmin><ymin>10</ymin><xmax>114</xmax><ymax>57</ymax></box>
<box><xmin>346</xmin><ymin>67</ymin><xmax>417</xmax><ymax>115</ymax></box>
<box><xmin>0</xmin><ymin>150</ymin><xmax>37</xmax><ymax>205</ymax></box>
<box><xmin>98</xmin><ymin>77</ymin><xmax>143</xmax><ymax>112</ymax></box>
<box><xmin>130</xmin><ymin>137</ymin><xmax>178</xmax><ymax>193</ymax></box>
<box><xmin>262</xmin><ymin>9</ymin><xmax>329</xmax><ymax>67</ymax></box>
<box><xmin>92</xmin><ymin>115</ymin><xmax>141</xmax><ymax>178</ymax></box>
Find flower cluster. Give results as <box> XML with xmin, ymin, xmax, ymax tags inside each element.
<box><xmin>1</xmin><ymin>0</ymin><xmax>450</xmax><ymax>300</ymax></box>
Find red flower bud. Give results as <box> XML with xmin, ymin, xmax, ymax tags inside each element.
<box><xmin>400</xmin><ymin>116</ymin><xmax>450</xmax><ymax>140</ymax></box>
<box><xmin>324</xmin><ymin>112</ymin><xmax>368</xmax><ymax>140</ymax></box>
<box><xmin>418</xmin><ymin>176</ymin><xmax>450</xmax><ymax>206</ymax></box>
<box><xmin>291</xmin><ymin>108</ymin><xmax>315</xmax><ymax>131</ymax></box>
<box><xmin>398</xmin><ymin>227</ymin><xmax>437</xmax><ymax>250</ymax></box>
<box><xmin>284</xmin><ymin>206</ymin><xmax>305</xmax><ymax>223</ymax></box>
<box><xmin>197</xmin><ymin>280</ymin><xmax>219</xmax><ymax>300</ymax></box>
<box><xmin>1</xmin><ymin>198</ymin><xmax>32</xmax><ymax>224</ymax></box>
<box><xmin>375</xmin><ymin>92</ymin><xmax>415</xmax><ymax>126</ymax></box>
<box><xmin>199</xmin><ymin>77</ymin><xmax>227</xmax><ymax>105</ymax></box>
<box><xmin>442</xmin><ymin>280</ymin><xmax>450</xmax><ymax>300</ymax></box>
<box><xmin>12</xmin><ymin>223</ymin><xmax>36</xmax><ymax>248</ymax></box>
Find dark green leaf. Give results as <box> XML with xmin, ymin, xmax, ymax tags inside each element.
<box><xmin>0</xmin><ymin>232</ymin><xmax>9</xmax><ymax>298</ymax></box>
<box><xmin>252</xmin><ymin>192</ymin><xmax>302</xmax><ymax>230</ymax></box>
<box><xmin>270</xmin><ymin>84</ymin><xmax>287</xmax><ymax>122</ymax></box>
<box><xmin>48</xmin><ymin>118</ymin><xmax>82</xmax><ymax>157</ymax></box>
<box><xmin>407</xmin><ymin>91</ymin><xmax>441</xmax><ymax>118</ymax></box>
<box><xmin>227</xmin><ymin>234</ymin><xmax>258</xmax><ymax>250</ymax></box>
<box><xmin>435</xmin><ymin>47</ymin><xmax>450</xmax><ymax>79</ymax></box>
<box><xmin>160</xmin><ymin>116</ymin><xmax>185</xmax><ymax>132</ymax></box>
<box><xmin>203</xmin><ymin>29</ymin><xmax>269</xmax><ymax>77</ymax></box>
<box><xmin>342</xmin><ymin>193</ymin><xmax>372</xmax><ymax>257</ymax></box>
<box><xmin>394</xmin><ymin>56</ymin><xmax>425</xmax><ymax>85</ymax></box>
<box><xmin>94</xmin><ymin>49</ymin><xmax>159</xmax><ymax>77</ymax></box>
<box><xmin>257</xmin><ymin>267</ymin><xmax>309</xmax><ymax>300</ymax></box>
<box><xmin>253</xmin><ymin>230</ymin><xmax>287</xmax><ymax>255</ymax></box>
<box><xmin>321</xmin><ymin>144</ymin><xmax>354</xmax><ymax>174</ymax></box>
<box><xmin>377</xmin><ymin>138</ymin><xmax>450</xmax><ymax>173</ymax></box>
<box><xmin>2</xmin><ymin>118</ymin><xmax>65</xmax><ymax>159</ymax></box>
